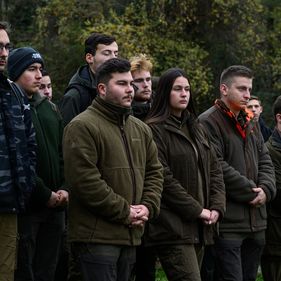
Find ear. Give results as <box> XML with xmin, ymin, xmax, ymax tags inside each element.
<box><xmin>260</xmin><ymin>105</ymin><xmax>263</xmax><ymax>113</ymax></box>
<box><xmin>220</xmin><ymin>84</ymin><xmax>228</xmax><ymax>97</ymax></box>
<box><xmin>97</xmin><ymin>83</ymin><xmax>106</xmax><ymax>97</ymax></box>
<box><xmin>85</xmin><ymin>53</ymin><xmax>94</xmax><ymax>64</ymax></box>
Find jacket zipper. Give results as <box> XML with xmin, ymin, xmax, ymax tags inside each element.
<box><xmin>119</xmin><ymin>118</ymin><xmax>137</xmax><ymax>245</ymax></box>
<box><xmin>119</xmin><ymin>119</ymin><xmax>137</xmax><ymax>205</ymax></box>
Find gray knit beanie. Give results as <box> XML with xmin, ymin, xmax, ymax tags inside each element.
<box><xmin>7</xmin><ymin>47</ymin><xmax>44</xmax><ymax>81</ymax></box>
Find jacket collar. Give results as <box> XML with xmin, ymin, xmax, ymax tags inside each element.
<box><xmin>93</xmin><ymin>96</ymin><xmax>132</xmax><ymax>126</ymax></box>
<box><xmin>269</xmin><ymin>127</ymin><xmax>281</xmax><ymax>148</ymax></box>
<box><xmin>29</xmin><ymin>93</ymin><xmax>48</xmax><ymax>107</ymax></box>
<box><xmin>215</xmin><ymin>99</ymin><xmax>255</xmax><ymax>139</ymax></box>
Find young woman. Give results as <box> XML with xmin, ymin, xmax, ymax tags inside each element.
<box><xmin>144</xmin><ymin>68</ymin><xmax>225</xmax><ymax>281</ymax></box>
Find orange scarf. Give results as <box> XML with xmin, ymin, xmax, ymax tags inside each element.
<box><xmin>215</xmin><ymin>99</ymin><xmax>254</xmax><ymax>139</ymax></box>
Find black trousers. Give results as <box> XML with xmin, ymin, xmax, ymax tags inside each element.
<box><xmin>134</xmin><ymin>245</ymin><xmax>157</xmax><ymax>281</ymax></box>
<box><xmin>71</xmin><ymin>243</ymin><xmax>136</xmax><ymax>281</ymax></box>
<box><xmin>215</xmin><ymin>234</ymin><xmax>265</xmax><ymax>281</ymax></box>
<box><xmin>15</xmin><ymin>209</ymin><xmax>65</xmax><ymax>281</ymax></box>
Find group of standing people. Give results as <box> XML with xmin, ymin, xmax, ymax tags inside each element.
<box><xmin>0</xmin><ymin>20</ymin><xmax>279</xmax><ymax>281</ymax></box>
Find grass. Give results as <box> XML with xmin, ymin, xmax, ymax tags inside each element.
<box><xmin>155</xmin><ymin>268</ymin><xmax>264</xmax><ymax>281</ymax></box>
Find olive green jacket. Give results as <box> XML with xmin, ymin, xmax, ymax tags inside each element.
<box><xmin>63</xmin><ymin>97</ymin><xmax>163</xmax><ymax>245</ymax></box>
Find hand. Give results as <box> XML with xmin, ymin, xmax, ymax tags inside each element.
<box><xmin>129</xmin><ymin>205</ymin><xmax>149</xmax><ymax>227</ymax></box>
<box><xmin>209</xmin><ymin>210</ymin><xmax>220</xmax><ymax>224</ymax></box>
<box><xmin>46</xmin><ymin>191</ymin><xmax>60</xmax><ymax>208</ymax></box>
<box><xmin>56</xmin><ymin>190</ymin><xmax>69</xmax><ymax>206</ymax></box>
<box><xmin>199</xmin><ymin>208</ymin><xmax>212</xmax><ymax>225</ymax></box>
<box><xmin>249</xmin><ymin>187</ymin><xmax>267</xmax><ymax>207</ymax></box>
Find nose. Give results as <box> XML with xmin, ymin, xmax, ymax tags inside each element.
<box><xmin>245</xmin><ymin>90</ymin><xmax>251</xmax><ymax>99</ymax></box>
<box><xmin>143</xmin><ymin>80</ymin><xmax>149</xmax><ymax>88</ymax></box>
<box><xmin>36</xmin><ymin>70</ymin><xmax>42</xmax><ymax>79</ymax></box>
<box><xmin>0</xmin><ymin>47</ymin><xmax>8</xmax><ymax>57</ymax></box>
<box><xmin>127</xmin><ymin>84</ymin><xmax>134</xmax><ymax>93</ymax></box>
<box><xmin>181</xmin><ymin>89</ymin><xmax>188</xmax><ymax>96</ymax></box>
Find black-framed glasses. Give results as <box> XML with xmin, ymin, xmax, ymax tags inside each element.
<box><xmin>0</xmin><ymin>43</ymin><xmax>12</xmax><ymax>52</ymax></box>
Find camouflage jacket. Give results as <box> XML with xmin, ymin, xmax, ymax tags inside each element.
<box><xmin>0</xmin><ymin>75</ymin><xmax>36</xmax><ymax>213</ymax></box>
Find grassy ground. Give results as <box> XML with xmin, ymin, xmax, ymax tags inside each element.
<box><xmin>155</xmin><ymin>268</ymin><xmax>264</xmax><ymax>281</ymax></box>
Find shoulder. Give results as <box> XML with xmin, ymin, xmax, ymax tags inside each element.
<box><xmin>199</xmin><ymin>105</ymin><xmax>218</xmax><ymax>121</ymax></box>
<box><xmin>63</xmin><ymin>85</ymin><xmax>83</xmax><ymax>99</ymax></box>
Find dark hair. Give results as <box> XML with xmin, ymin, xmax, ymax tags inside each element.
<box><xmin>85</xmin><ymin>32</ymin><xmax>116</xmax><ymax>55</ymax></box>
<box><xmin>41</xmin><ymin>69</ymin><xmax>49</xmax><ymax>77</ymax></box>
<box><xmin>220</xmin><ymin>65</ymin><xmax>253</xmax><ymax>86</ymax></box>
<box><xmin>146</xmin><ymin>68</ymin><xmax>196</xmax><ymax>125</ymax></box>
<box><xmin>249</xmin><ymin>95</ymin><xmax>261</xmax><ymax>105</ymax></box>
<box><xmin>96</xmin><ymin>58</ymin><xmax>131</xmax><ymax>86</ymax></box>
<box><xmin>273</xmin><ymin>96</ymin><xmax>281</xmax><ymax>123</ymax></box>
<box><xmin>0</xmin><ymin>21</ymin><xmax>10</xmax><ymax>34</ymax></box>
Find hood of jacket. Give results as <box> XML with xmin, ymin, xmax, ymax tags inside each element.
<box><xmin>69</xmin><ymin>64</ymin><xmax>96</xmax><ymax>91</ymax></box>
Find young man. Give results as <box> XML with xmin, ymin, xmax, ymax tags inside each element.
<box><xmin>63</xmin><ymin>58</ymin><xmax>163</xmax><ymax>281</ymax></box>
<box><xmin>261</xmin><ymin>96</ymin><xmax>281</xmax><ymax>281</ymax></box>
<box><xmin>38</xmin><ymin>69</ymin><xmax>52</xmax><ymax>100</ymax></box>
<box><xmin>129</xmin><ymin>54</ymin><xmax>157</xmax><ymax>281</ymax></box>
<box><xmin>0</xmin><ymin>23</ymin><xmax>36</xmax><ymax>281</ymax></box>
<box><xmin>130</xmin><ymin>54</ymin><xmax>153</xmax><ymax>121</ymax></box>
<box><xmin>59</xmin><ymin>32</ymin><xmax>118</xmax><ymax>125</ymax></box>
<box><xmin>7</xmin><ymin>47</ymin><xmax>68</xmax><ymax>281</ymax></box>
<box><xmin>247</xmin><ymin>95</ymin><xmax>272</xmax><ymax>141</ymax></box>
<box><xmin>199</xmin><ymin>65</ymin><xmax>276</xmax><ymax>281</ymax></box>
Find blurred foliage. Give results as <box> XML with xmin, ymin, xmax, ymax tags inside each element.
<box><xmin>1</xmin><ymin>0</ymin><xmax>281</xmax><ymax>118</ymax></box>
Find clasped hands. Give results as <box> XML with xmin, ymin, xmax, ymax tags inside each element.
<box><xmin>199</xmin><ymin>209</ymin><xmax>220</xmax><ymax>225</ymax></box>
<box><xmin>46</xmin><ymin>190</ymin><xmax>69</xmax><ymax>208</ymax></box>
<box><xmin>128</xmin><ymin>204</ymin><xmax>149</xmax><ymax>228</ymax></box>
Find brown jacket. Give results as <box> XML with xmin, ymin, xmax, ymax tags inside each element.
<box><xmin>199</xmin><ymin>102</ymin><xmax>276</xmax><ymax>233</ymax></box>
<box><xmin>145</xmin><ymin>114</ymin><xmax>225</xmax><ymax>246</ymax></box>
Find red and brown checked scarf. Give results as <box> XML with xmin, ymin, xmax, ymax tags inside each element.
<box><xmin>215</xmin><ymin>99</ymin><xmax>254</xmax><ymax>140</ymax></box>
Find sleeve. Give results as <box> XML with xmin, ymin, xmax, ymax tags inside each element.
<box><xmin>139</xmin><ymin>127</ymin><xmax>163</xmax><ymax>220</ymax></box>
<box><xmin>57</xmin><ymin>105</ymin><xmax>68</xmax><ymax>191</ymax></box>
<box><xmin>208</xmin><ymin>143</ymin><xmax>226</xmax><ymax>218</ymax></box>
<box><xmin>257</xmin><ymin>136</ymin><xmax>276</xmax><ymax>202</ymax></box>
<box><xmin>267</xmin><ymin>142</ymin><xmax>281</xmax><ymax>214</ymax></box>
<box><xmin>63</xmin><ymin>120</ymin><xmax>132</xmax><ymax>225</ymax></box>
<box><xmin>150</xmin><ymin>125</ymin><xmax>203</xmax><ymax>221</ymax></box>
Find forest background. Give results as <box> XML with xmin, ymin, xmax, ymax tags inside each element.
<box><xmin>1</xmin><ymin>0</ymin><xmax>281</xmax><ymax>125</ymax></box>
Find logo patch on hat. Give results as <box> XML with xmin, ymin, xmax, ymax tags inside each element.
<box><xmin>32</xmin><ymin>53</ymin><xmax>42</xmax><ymax>59</ymax></box>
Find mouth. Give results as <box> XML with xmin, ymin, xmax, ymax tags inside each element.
<box><xmin>123</xmin><ymin>95</ymin><xmax>133</xmax><ymax>101</ymax></box>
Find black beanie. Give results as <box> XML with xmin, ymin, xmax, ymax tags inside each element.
<box><xmin>7</xmin><ymin>47</ymin><xmax>44</xmax><ymax>81</ymax></box>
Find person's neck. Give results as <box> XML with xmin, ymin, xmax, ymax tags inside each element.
<box><xmin>221</xmin><ymin>98</ymin><xmax>240</xmax><ymax>118</ymax></box>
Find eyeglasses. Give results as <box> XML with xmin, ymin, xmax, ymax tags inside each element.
<box><xmin>0</xmin><ymin>43</ymin><xmax>12</xmax><ymax>52</ymax></box>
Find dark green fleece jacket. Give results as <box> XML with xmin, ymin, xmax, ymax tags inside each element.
<box><xmin>29</xmin><ymin>94</ymin><xmax>65</xmax><ymax>209</ymax></box>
